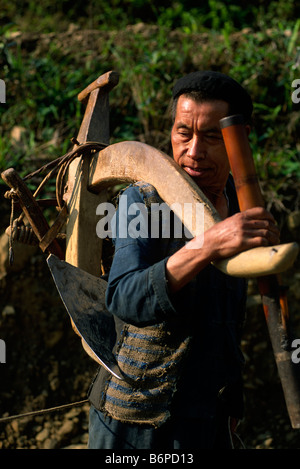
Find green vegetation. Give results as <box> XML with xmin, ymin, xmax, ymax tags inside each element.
<box><xmin>1</xmin><ymin>0</ymin><xmax>299</xmax><ymax>34</ymax></box>
<box><xmin>0</xmin><ymin>1</ymin><xmax>299</xmax><ymax>225</ymax></box>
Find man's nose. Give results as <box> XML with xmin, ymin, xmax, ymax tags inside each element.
<box><xmin>187</xmin><ymin>135</ymin><xmax>206</xmax><ymax>160</ymax></box>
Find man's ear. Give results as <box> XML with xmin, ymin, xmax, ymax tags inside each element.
<box><xmin>245</xmin><ymin>124</ymin><xmax>251</xmax><ymax>136</ymax></box>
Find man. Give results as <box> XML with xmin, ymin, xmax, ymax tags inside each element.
<box><xmin>88</xmin><ymin>71</ymin><xmax>280</xmax><ymax>449</ymax></box>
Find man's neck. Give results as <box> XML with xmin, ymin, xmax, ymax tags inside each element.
<box><xmin>202</xmin><ymin>188</ymin><xmax>229</xmax><ymax>219</ymax></box>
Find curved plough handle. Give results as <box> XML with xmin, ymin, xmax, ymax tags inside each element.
<box><xmin>86</xmin><ymin>141</ymin><xmax>298</xmax><ymax>278</ymax></box>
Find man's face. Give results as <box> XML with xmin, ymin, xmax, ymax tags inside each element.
<box><xmin>171</xmin><ymin>96</ymin><xmax>230</xmax><ymax>196</ymax></box>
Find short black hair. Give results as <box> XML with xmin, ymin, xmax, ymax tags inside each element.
<box><xmin>172</xmin><ymin>70</ymin><xmax>253</xmax><ymax>122</ymax></box>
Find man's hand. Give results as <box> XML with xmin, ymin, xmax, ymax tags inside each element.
<box><xmin>166</xmin><ymin>207</ymin><xmax>280</xmax><ymax>293</ymax></box>
<box><xmin>203</xmin><ymin>206</ymin><xmax>280</xmax><ymax>260</ymax></box>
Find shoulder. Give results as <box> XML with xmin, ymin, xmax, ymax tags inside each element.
<box><xmin>119</xmin><ymin>181</ymin><xmax>163</xmax><ymax>208</ymax></box>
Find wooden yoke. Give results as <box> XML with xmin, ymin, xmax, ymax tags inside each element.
<box><xmin>220</xmin><ymin>114</ymin><xmax>300</xmax><ymax>429</ymax></box>
<box><xmin>64</xmin><ymin>71</ymin><xmax>119</xmax><ymax>276</ymax></box>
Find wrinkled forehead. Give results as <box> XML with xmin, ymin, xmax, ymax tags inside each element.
<box><xmin>174</xmin><ymin>95</ymin><xmax>229</xmax><ymax>128</ymax></box>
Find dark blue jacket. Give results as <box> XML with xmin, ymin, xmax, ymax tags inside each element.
<box><xmin>89</xmin><ymin>178</ymin><xmax>247</xmax><ymax>427</ymax></box>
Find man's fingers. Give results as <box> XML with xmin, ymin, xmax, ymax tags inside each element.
<box><xmin>254</xmin><ymin>229</ymin><xmax>280</xmax><ymax>246</ymax></box>
<box><xmin>251</xmin><ymin>219</ymin><xmax>280</xmax><ymax>236</ymax></box>
<box><xmin>243</xmin><ymin>206</ymin><xmax>276</xmax><ymax>223</ymax></box>
<box><xmin>239</xmin><ymin>207</ymin><xmax>280</xmax><ymax>243</ymax></box>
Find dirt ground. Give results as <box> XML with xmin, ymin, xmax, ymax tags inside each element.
<box><xmin>0</xmin><ymin>182</ymin><xmax>300</xmax><ymax>450</ymax></box>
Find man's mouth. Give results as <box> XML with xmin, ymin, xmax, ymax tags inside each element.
<box><xmin>183</xmin><ymin>166</ymin><xmax>210</xmax><ymax>177</ymax></box>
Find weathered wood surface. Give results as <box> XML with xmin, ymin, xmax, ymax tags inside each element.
<box><xmin>1</xmin><ymin>168</ymin><xmax>64</xmax><ymax>259</ymax></box>
<box><xmin>64</xmin><ymin>71</ymin><xmax>119</xmax><ymax>277</ymax></box>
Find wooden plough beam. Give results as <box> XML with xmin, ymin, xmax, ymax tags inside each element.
<box><xmin>64</xmin><ymin>71</ymin><xmax>119</xmax><ymax>276</ymax></box>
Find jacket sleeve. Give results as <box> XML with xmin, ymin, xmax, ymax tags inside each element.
<box><xmin>105</xmin><ymin>185</ymin><xmax>179</xmax><ymax>326</ymax></box>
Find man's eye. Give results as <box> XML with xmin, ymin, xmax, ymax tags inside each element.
<box><xmin>178</xmin><ymin>131</ymin><xmax>191</xmax><ymax>138</ymax></box>
<box><xmin>205</xmin><ymin>133</ymin><xmax>222</xmax><ymax>140</ymax></box>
